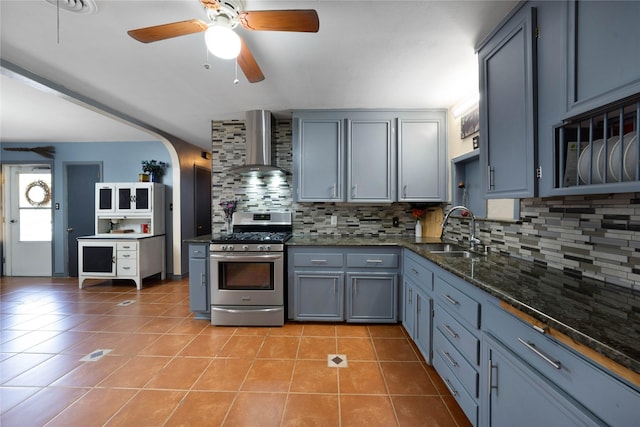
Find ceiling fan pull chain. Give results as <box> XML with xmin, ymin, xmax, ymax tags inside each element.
<box><xmin>204</xmin><ymin>46</ymin><xmax>211</xmax><ymax>70</ymax></box>
<box><xmin>234</xmin><ymin>59</ymin><xmax>239</xmax><ymax>85</ymax></box>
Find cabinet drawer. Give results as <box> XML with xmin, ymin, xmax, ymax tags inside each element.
<box><xmin>117</xmin><ymin>250</ymin><xmax>137</xmax><ymax>260</ymax></box>
<box><xmin>404</xmin><ymin>252</ymin><xmax>433</xmax><ymax>291</ymax></box>
<box><xmin>433</xmin><ymin>350</ymin><xmax>478</xmax><ymax>426</ymax></box>
<box><xmin>117</xmin><ymin>259</ymin><xmax>137</xmax><ymax>276</ymax></box>
<box><xmin>485</xmin><ymin>302</ymin><xmax>640</xmax><ymax>427</ymax></box>
<box><xmin>435</xmin><ymin>277</ymin><xmax>480</xmax><ymax>329</ymax></box>
<box><xmin>116</xmin><ymin>241</ymin><xmax>137</xmax><ymax>251</ymax></box>
<box><xmin>346</xmin><ymin>253</ymin><xmax>398</xmax><ymax>269</ymax></box>
<box><xmin>434</xmin><ymin>304</ymin><xmax>479</xmax><ymax>366</ymax></box>
<box><xmin>434</xmin><ymin>329</ymin><xmax>478</xmax><ymax>398</ymax></box>
<box><xmin>189</xmin><ymin>244</ymin><xmax>208</xmax><ymax>258</ymax></box>
<box><xmin>293</xmin><ymin>253</ymin><xmax>344</xmax><ymax>268</ymax></box>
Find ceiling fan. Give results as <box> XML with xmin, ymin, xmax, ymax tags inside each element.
<box><xmin>127</xmin><ymin>0</ymin><xmax>319</xmax><ymax>83</ymax></box>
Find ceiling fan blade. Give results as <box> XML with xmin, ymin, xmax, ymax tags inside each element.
<box><xmin>239</xmin><ymin>10</ymin><xmax>319</xmax><ymax>32</ymax></box>
<box><xmin>128</xmin><ymin>19</ymin><xmax>209</xmax><ymax>43</ymax></box>
<box><xmin>237</xmin><ymin>38</ymin><xmax>265</xmax><ymax>83</ymax></box>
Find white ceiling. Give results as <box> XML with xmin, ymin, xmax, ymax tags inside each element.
<box><xmin>0</xmin><ymin>0</ymin><xmax>517</xmax><ymax>150</ymax></box>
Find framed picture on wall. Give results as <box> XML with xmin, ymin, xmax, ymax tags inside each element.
<box><xmin>461</xmin><ymin>107</ymin><xmax>480</xmax><ymax>139</ymax></box>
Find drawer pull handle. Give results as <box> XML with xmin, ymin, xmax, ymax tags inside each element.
<box><xmin>123</xmin><ymin>254</ymin><xmax>130</xmax><ymax>258</ymax></box>
<box><xmin>411</xmin><ymin>268</ymin><xmax>419</xmax><ymax>275</ymax></box>
<box><xmin>517</xmin><ymin>338</ymin><xmax>562</xmax><ymax>369</ymax></box>
<box><xmin>122</xmin><ymin>267</ymin><xmax>130</xmax><ymax>270</ymax></box>
<box><xmin>201</xmin><ymin>274</ymin><xmax>206</xmax><ymax>287</ymax></box>
<box><xmin>366</xmin><ymin>259</ymin><xmax>383</xmax><ymax>263</ymax></box>
<box><xmin>443</xmin><ymin>377</ymin><xmax>458</xmax><ymax>397</ymax></box>
<box><xmin>311</xmin><ymin>259</ymin><xmax>328</xmax><ymax>263</ymax></box>
<box><xmin>442</xmin><ymin>350</ymin><xmax>458</xmax><ymax>367</ymax></box>
<box><xmin>443</xmin><ymin>294</ymin><xmax>459</xmax><ymax>306</ymax></box>
<box><xmin>443</xmin><ymin>324</ymin><xmax>459</xmax><ymax>339</ymax></box>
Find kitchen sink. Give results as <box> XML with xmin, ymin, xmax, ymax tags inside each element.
<box><xmin>417</xmin><ymin>242</ymin><xmax>467</xmax><ymax>252</ymax></box>
<box><xmin>430</xmin><ymin>250</ymin><xmax>484</xmax><ymax>259</ymax></box>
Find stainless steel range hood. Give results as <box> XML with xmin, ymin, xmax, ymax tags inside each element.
<box><xmin>226</xmin><ymin>110</ymin><xmax>290</xmax><ymax>175</ymax></box>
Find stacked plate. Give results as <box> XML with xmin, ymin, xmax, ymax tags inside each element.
<box><xmin>578</xmin><ymin>131</ymin><xmax>638</xmax><ymax>184</ymax></box>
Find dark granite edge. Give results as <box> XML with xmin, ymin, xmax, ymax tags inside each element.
<box><xmin>286</xmin><ymin>234</ymin><xmax>640</xmax><ymax>376</ymax></box>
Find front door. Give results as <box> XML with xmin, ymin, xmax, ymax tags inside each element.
<box><xmin>66</xmin><ymin>163</ymin><xmax>101</xmax><ymax>276</ymax></box>
<box><xmin>3</xmin><ymin>164</ymin><xmax>52</xmax><ymax>276</ymax></box>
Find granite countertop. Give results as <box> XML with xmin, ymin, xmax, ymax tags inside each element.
<box><xmin>287</xmin><ymin>235</ymin><xmax>640</xmax><ymax>375</ymax></box>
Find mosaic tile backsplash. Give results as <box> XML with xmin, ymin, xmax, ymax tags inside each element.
<box><xmin>211</xmin><ymin>119</ymin><xmax>639</xmax><ymax>290</ymax></box>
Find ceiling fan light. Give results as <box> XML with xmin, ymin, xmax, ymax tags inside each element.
<box><xmin>205</xmin><ymin>26</ymin><xmax>241</xmax><ymax>59</ymax></box>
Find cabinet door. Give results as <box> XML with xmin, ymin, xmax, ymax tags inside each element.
<box><xmin>189</xmin><ymin>244</ymin><xmax>209</xmax><ymax>313</ymax></box>
<box><xmin>95</xmin><ymin>184</ymin><xmax>115</xmax><ymax>213</ymax></box>
<box><xmin>479</xmin><ymin>6</ymin><xmax>537</xmax><ymax>198</ymax></box>
<box><xmin>567</xmin><ymin>1</ymin><xmax>640</xmax><ymax>115</ymax></box>
<box><xmin>398</xmin><ymin>118</ymin><xmax>446</xmax><ymax>202</ymax></box>
<box><xmin>117</xmin><ymin>186</ymin><xmax>133</xmax><ymax>211</ymax></box>
<box><xmin>483</xmin><ymin>334</ymin><xmax>602</xmax><ymax>427</ymax></box>
<box><xmin>133</xmin><ymin>185</ymin><xmax>151</xmax><ymax>211</ymax></box>
<box><xmin>294</xmin><ymin>118</ymin><xmax>344</xmax><ymax>202</ymax></box>
<box><xmin>346</xmin><ymin>273</ymin><xmax>397</xmax><ymax>322</ymax></box>
<box><xmin>294</xmin><ymin>272</ymin><xmax>344</xmax><ymax>321</ymax></box>
<box><xmin>347</xmin><ymin>119</ymin><xmax>394</xmax><ymax>203</ymax></box>
<box><xmin>414</xmin><ymin>289</ymin><xmax>432</xmax><ymax>364</ymax></box>
<box><xmin>402</xmin><ymin>279</ymin><xmax>416</xmax><ymax>337</ymax></box>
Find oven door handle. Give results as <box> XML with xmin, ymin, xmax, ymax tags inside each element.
<box><xmin>211</xmin><ymin>306</ymin><xmax>282</xmax><ymax>314</ymax></box>
<box><xmin>210</xmin><ymin>253</ymin><xmax>282</xmax><ymax>262</ymax></box>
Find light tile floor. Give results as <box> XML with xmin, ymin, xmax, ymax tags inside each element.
<box><xmin>0</xmin><ymin>276</ymin><xmax>471</xmax><ymax>427</ymax></box>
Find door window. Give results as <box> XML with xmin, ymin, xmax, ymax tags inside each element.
<box><xmin>18</xmin><ymin>172</ymin><xmax>52</xmax><ymax>242</ymax></box>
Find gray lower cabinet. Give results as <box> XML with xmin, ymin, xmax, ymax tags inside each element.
<box><xmin>402</xmin><ymin>250</ymin><xmax>434</xmax><ymax>363</ymax></box>
<box><xmin>188</xmin><ymin>243</ymin><xmax>210</xmax><ymax>319</ymax></box>
<box><xmin>288</xmin><ymin>246</ymin><xmax>399</xmax><ymax>323</ymax></box>
<box><xmin>482</xmin><ymin>333</ymin><xmax>602</xmax><ymax>427</ymax></box>
<box><xmin>294</xmin><ymin>272</ymin><xmax>344</xmax><ymax>321</ymax></box>
<box><xmin>482</xmin><ymin>301</ymin><xmax>640</xmax><ymax>427</ymax></box>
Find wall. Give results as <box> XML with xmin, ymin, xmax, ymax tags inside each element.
<box><xmin>213</xmin><ymin>119</ymin><xmax>640</xmax><ymax>290</ymax></box>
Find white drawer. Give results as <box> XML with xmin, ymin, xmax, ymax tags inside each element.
<box><xmin>117</xmin><ymin>259</ymin><xmax>137</xmax><ymax>276</ymax></box>
<box><xmin>117</xmin><ymin>241</ymin><xmax>137</xmax><ymax>251</ymax></box>
<box><xmin>117</xmin><ymin>250</ymin><xmax>137</xmax><ymax>260</ymax></box>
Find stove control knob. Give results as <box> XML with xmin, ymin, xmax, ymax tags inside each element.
<box><xmin>242</xmin><ymin>245</ymin><xmax>249</xmax><ymax>251</ymax></box>
<box><xmin>257</xmin><ymin>245</ymin><xmax>264</xmax><ymax>251</ymax></box>
<box><xmin>227</xmin><ymin>245</ymin><xmax>234</xmax><ymax>251</ymax></box>
<box><xmin>220</xmin><ymin>245</ymin><xmax>226</xmax><ymax>251</ymax></box>
<box><xmin>264</xmin><ymin>245</ymin><xmax>272</xmax><ymax>251</ymax></box>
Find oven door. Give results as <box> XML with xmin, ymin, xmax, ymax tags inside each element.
<box><xmin>210</xmin><ymin>252</ymin><xmax>283</xmax><ymax>306</ymax></box>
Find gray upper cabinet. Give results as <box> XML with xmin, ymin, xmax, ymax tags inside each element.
<box><xmin>478</xmin><ymin>5</ymin><xmax>538</xmax><ymax>199</ymax></box>
<box><xmin>398</xmin><ymin>114</ymin><xmax>447</xmax><ymax>202</ymax></box>
<box><xmin>293</xmin><ymin>110</ymin><xmax>447</xmax><ymax>203</ymax></box>
<box><xmin>293</xmin><ymin>116</ymin><xmax>344</xmax><ymax>202</ymax></box>
<box><xmin>566</xmin><ymin>1</ymin><xmax>640</xmax><ymax>116</ymax></box>
<box><xmin>347</xmin><ymin>118</ymin><xmax>395</xmax><ymax>203</ymax></box>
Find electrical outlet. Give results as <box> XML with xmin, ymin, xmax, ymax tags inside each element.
<box><xmin>392</xmin><ymin>217</ymin><xmax>399</xmax><ymax>227</ymax></box>
<box><xmin>331</xmin><ymin>215</ymin><xmax>338</xmax><ymax>226</ymax></box>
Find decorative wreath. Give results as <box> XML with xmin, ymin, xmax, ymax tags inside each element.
<box><xmin>25</xmin><ymin>180</ymin><xmax>51</xmax><ymax>207</ymax></box>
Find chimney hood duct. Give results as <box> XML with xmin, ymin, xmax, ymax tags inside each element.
<box><xmin>227</xmin><ymin>110</ymin><xmax>290</xmax><ymax>175</ymax></box>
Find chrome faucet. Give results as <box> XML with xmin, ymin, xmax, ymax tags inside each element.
<box><xmin>441</xmin><ymin>205</ymin><xmax>481</xmax><ymax>250</ymax></box>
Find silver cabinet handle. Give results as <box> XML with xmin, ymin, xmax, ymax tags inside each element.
<box><xmin>122</xmin><ymin>254</ymin><xmax>131</xmax><ymax>258</ymax></box>
<box><xmin>333</xmin><ymin>279</ymin><xmax>337</xmax><ymax>295</ymax></box>
<box><xmin>443</xmin><ymin>324</ymin><xmax>459</xmax><ymax>339</ymax></box>
<box><xmin>352</xmin><ymin>184</ymin><xmax>357</xmax><ymax>198</ymax></box>
<box><xmin>443</xmin><ymin>377</ymin><xmax>458</xmax><ymax>397</ymax></box>
<box><xmin>331</xmin><ymin>183</ymin><xmax>336</xmax><ymax>198</ymax></box>
<box><xmin>409</xmin><ymin>287</ymin><xmax>413</xmax><ymax>304</ymax></box>
<box><xmin>488</xmin><ymin>166</ymin><xmax>495</xmax><ymax>190</ymax></box>
<box><xmin>411</xmin><ymin>268</ymin><xmax>419</xmax><ymax>275</ymax></box>
<box><xmin>441</xmin><ymin>350</ymin><xmax>459</xmax><ymax>368</ymax></box>
<box><xmin>517</xmin><ymin>338</ymin><xmax>562</xmax><ymax>369</ymax></box>
<box><xmin>443</xmin><ymin>294</ymin><xmax>459</xmax><ymax>306</ymax></box>
<box><xmin>403</xmin><ymin>184</ymin><xmax>408</xmax><ymax>198</ymax></box>
<box><xmin>366</xmin><ymin>259</ymin><xmax>383</xmax><ymax>264</ymax></box>
<box><xmin>311</xmin><ymin>259</ymin><xmax>328</xmax><ymax>264</ymax></box>
<box><xmin>193</xmin><ymin>250</ymin><xmax>202</xmax><ymax>255</ymax></box>
<box><xmin>488</xmin><ymin>357</ymin><xmax>498</xmax><ymax>394</ymax></box>
<box><xmin>200</xmin><ymin>273</ymin><xmax>206</xmax><ymax>287</ymax></box>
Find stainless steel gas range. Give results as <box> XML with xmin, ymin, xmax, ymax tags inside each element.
<box><xmin>209</xmin><ymin>211</ymin><xmax>292</xmax><ymax>326</ymax></box>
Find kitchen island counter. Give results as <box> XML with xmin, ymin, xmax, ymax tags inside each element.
<box><xmin>287</xmin><ymin>234</ymin><xmax>640</xmax><ymax>377</ymax></box>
